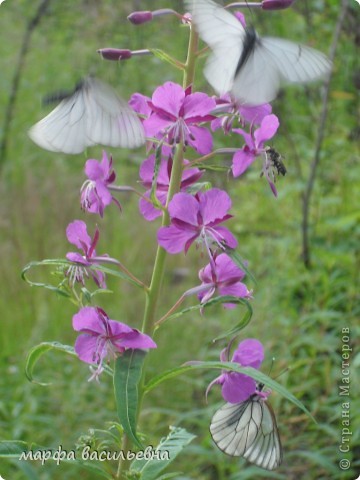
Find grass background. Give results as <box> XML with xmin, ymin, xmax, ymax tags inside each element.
<box><xmin>0</xmin><ymin>0</ymin><xmax>359</xmax><ymax>479</ymax></box>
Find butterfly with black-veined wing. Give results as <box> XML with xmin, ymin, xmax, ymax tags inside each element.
<box><xmin>184</xmin><ymin>0</ymin><xmax>332</xmax><ymax>105</ymax></box>
<box><xmin>28</xmin><ymin>77</ymin><xmax>145</xmax><ymax>154</ymax></box>
<box><xmin>210</xmin><ymin>384</ymin><xmax>283</xmax><ymax>470</ymax></box>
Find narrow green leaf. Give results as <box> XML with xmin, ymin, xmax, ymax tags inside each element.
<box><xmin>0</xmin><ymin>441</ymin><xmax>31</xmax><ymax>457</ymax></box>
<box><xmin>21</xmin><ymin>260</ymin><xmax>72</xmax><ymax>297</ymax></box>
<box><xmin>144</xmin><ymin>362</ymin><xmax>315</xmax><ymax>422</ymax></box>
<box><xmin>149</xmin><ymin>49</ymin><xmax>184</xmax><ymax>70</ymax></box>
<box><xmin>198</xmin><ymin>164</ymin><xmax>230</xmax><ymax>172</ymax></box>
<box><xmin>113</xmin><ymin>350</ymin><xmax>147</xmax><ymax>449</ymax></box>
<box><xmin>130</xmin><ymin>426</ymin><xmax>196</xmax><ymax>480</ymax></box>
<box><xmin>185</xmin><ymin>181</ymin><xmax>212</xmax><ymax>195</ymax></box>
<box><xmin>25</xmin><ymin>342</ymin><xmax>76</xmax><ymax>385</ymax></box>
<box><xmin>149</xmin><ymin>143</ymin><xmax>163</xmax><ymax>207</ymax></box>
<box><xmin>225</xmin><ymin>248</ymin><xmax>257</xmax><ymax>285</ymax></box>
<box><xmin>22</xmin><ymin>258</ymin><xmax>144</xmax><ymax>290</ymax></box>
<box><xmin>25</xmin><ymin>341</ymin><xmax>113</xmax><ymax>385</ymax></box>
<box><xmin>163</xmin><ymin>295</ymin><xmax>251</xmax><ymax>324</ymax></box>
<box><xmin>212</xmin><ymin>305</ymin><xmax>253</xmax><ymax>342</ymax></box>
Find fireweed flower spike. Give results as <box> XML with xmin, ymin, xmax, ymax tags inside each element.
<box><xmin>73</xmin><ymin>306</ymin><xmax>157</xmax><ymax>381</ymax></box>
<box><xmin>197</xmin><ymin>253</ymin><xmax>252</xmax><ymax>307</ymax></box>
<box><xmin>139</xmin><ymin>155</ymin><xmax>203</xmax><ymax>221</ymax></box>
<box><xmin>207</xmin><ymin>339</ymin><xmax>265</xmax><ymax>403</ymax></box>
<box><xmin>232</xmin><ymin>114</ymin><xmax>280</xmax><ymax>193</ymax></box>
<box><xmin>80</xmin><ymin>151</ymin><xmax>121</xmax><ymax>217</ymax></box>
<box><xmin>66</xmin><ymin>220</ymin><xmax>108</xmax><ymax>288</ymax></box>
<box><xmin>143</xmin><ymin>82</ymin><xmax>216</xmax><ymax>154</ymax></box>
<box><xmin>157</xmin><ymin>189</ymin><xmax>238</xmax><ymax>255</ymax></box>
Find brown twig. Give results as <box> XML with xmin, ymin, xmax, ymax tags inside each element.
<box><xmin>0</xmin><ymin>0</ymin><xmax>51</xmax><ymax>170</ymax></box>
<box><xmin>301</xmin><ymin>0</ymin><xmax>349</xmax><ymax>269</ymax></box>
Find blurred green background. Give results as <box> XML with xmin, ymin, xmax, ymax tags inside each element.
<box><xmin>0</xmin><ymin>0</ymin><xmax>359</xmax><ymax>479</ymax></box>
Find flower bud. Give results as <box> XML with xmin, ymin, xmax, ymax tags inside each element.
<box><xmin>97</xmin><ymin>49</ymin><xmax>132</xmax><ymax>61</ymax></box>
<box><xmin>262</xmin><ymin>0</ymin><xmax>295</xmax><ymax>10</ymax></box>
<box><xmin>127</xmin><ymin>11</ymin><xmax>153</xmax><ymax>25</ymax></box>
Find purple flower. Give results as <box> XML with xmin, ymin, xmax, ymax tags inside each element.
<box><xmin>157</xmin><ymin>189</ymin><xmax>238</xmax><ymax>254</ymax></box>
<box><xmin>73</xmin><ymin>306</ymin><xmax>157</xmax><ymax>381</ymax></box>
<box><xmin>66</xmin><ymin>220</ymin><xmax>107</xmax><ymax>288</ymax></box>
<box><xmin>207</xmin><ymin>339</ymin><xmax>264</xmax><ymax>403</ymax></box>
<box><xmin>211</xmin><ymin>94</ymin><xmax>272</xmax><ymax>133</ymax></box>
<box><xmin>129</xmin><ymin>93</ymin><xmax>153</xmax><ymax>119</ymax></box>
<box><xmin>198</xmin><ymin>253</ymin><xmax>251</xmax><ymax>307</ymax></box>
<box><xmin>232</xmin><ymin>114</ymin><xmax>280</xmax><ymax>178</ymax></box>
<box><xmin>143</xmin><ymin>82</ymin><xmax>216</xmax><ymax>154</ymax></box>
<box><xmin>139</xmin><ymin>155</ymin><xmax>203</xmax><ymax>221</ymax></box>
<box><xmin>80</xmin><ymin>151</ymin><xmax>120</xmax><ymax>217</ymax></box>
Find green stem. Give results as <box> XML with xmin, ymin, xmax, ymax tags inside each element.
<box><xmin>116</xmin><ymin>21</ymin><xmax>199</xmax><ymax>478</ymax></box>
<box><xmin>184</xmin><ymin>24</ymin><xmax>199</xmax><ymax>88</ymax></box>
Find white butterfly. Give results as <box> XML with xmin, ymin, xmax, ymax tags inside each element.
<box><xmin>210</xmin><ymin>389</ymin><xmax>283</xmax><ymax>470</ymax></box>
<box><xmin>29</xmin><ymin>77</ymin><xmax>145</xmax><ymax>154</ymax></box>
<box><xmin>185</xmin><ymin>0</ymin><xmax>332</xmax><ymax>105</ymax></box>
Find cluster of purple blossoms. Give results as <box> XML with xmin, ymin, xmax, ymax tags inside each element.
<box><xmin>65</xmin><ymin>36</ymin><xmax>284</xmax><ymax>378</ymax></box>
<box><xmin>73</xmin><ymin>306</ymin><xmax>156</xmax><ymax>382</ymax></box>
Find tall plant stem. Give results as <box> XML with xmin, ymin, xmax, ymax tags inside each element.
<box><xmin>301</xmin><ymin>0</ymin><xmax>348</xmax><ymax>268</ymax></box>
<box><xmin>0</xmin><ymin>0</ymin><xmax>51</xmax><ymax>169</ymax></box>
<box><xmin>117</xmin><ymin>22</ymin><xmax>199</xmax><ymax>479</ymax></box>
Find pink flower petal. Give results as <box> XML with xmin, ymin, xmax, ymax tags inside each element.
<box><xmin>168</xmin><ymin>192</ymin><xmax>199</xmax><ymax>226</ymax></box>
<box><xmin>232</xmin><ymin>149</ymin><xmax>255</xmax><ymax>177</ymax></box>
<box><xmin>151</xmin><ymin>82</ymin><xmax>185</xmax><ymax>118</ymax></box>
<box><xmin>222</xmin><ymin>372</ymin><xmax>256</xmax><ymax>403</ymax></box>
<box><xmin>232</xmin><ymin>339</ymin><xmax>264</xmax><ymax>369</ymax></box>
<box><xmin>254</xmin><ymin>114</ymin><xmax>279</xmax><ymax>147</ymax></box>
<box><xmin>199</xmin><ymin>189</ymin><xmax>232</xmax><ymax>225</ymax></box>
<box><xmin>66</xmin><ymin>220</ymin><xmax>91</xmax><ymax>249</ymax></box>
<box><xmin>157</xmin><ymin>225</ymin><xmax>197</xmax><ymax>254</ymax></box>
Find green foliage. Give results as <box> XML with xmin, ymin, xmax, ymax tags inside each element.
<box><xmin>130</xmin><ymin>426</ymin><xmax>196</xmax><ymax>479</ymax></box>
<box><xmin>1</xmin><ymin>0</ymin><xmax>359</xmax><ymax>479</ymax></box>
<box><xmin>114</xmin><ymin>351</ymin><xmax>147</xmax><ymax>449</ymax></box>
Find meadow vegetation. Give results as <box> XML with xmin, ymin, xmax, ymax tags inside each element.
<box><xmin>0</xmin><ymin>0</ymin><xmax>359</xmax><ymax>479</ymax></box>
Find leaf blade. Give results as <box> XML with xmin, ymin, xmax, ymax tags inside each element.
<box><xmin>113</xmin><ymin>350</ymin><xmax>147</xmax><ymax>449</ymax></box>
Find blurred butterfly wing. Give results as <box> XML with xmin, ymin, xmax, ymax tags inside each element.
<box><xmin>29</xmin><ymin>77</ymin><xmax>145</xmax><ymax>154</ymax></box>
<box><xmin>29</xmin><ymin>88</ymin><xmax>89</xmax><ymax>154</ymax></box>
<box><xmin>210</xmin><ymin>397</ymin><xmax>282</xmax><ymax>470</ymax></box>
<box><xmin>185</xmin><ymin>0</ymin><xmax>245</xmax><ymax>95</ymax></box>
<box><xmin>260</xmin><ymin>37</ymin><xmax>332</xmax><ymax>84</ymax></box>
<box><xmin>185</xmin><ymin>0</ymin><xmax>331</xmax><ymax>105</ymax></box>
<box><xmin>84</xmin><ymin>78</ymin><xmax>145</xmax><ymax>150</ymax></box>
<box><xmin>231</xmin><ymin>41</ymin><xmax>282</xmax><ymax>104</ymax></box>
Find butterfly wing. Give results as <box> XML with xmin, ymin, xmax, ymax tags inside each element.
<box><xmin>28</xmin><ymin>87</ymin><xmax>90</xmax><ymax>154</ymax></box>
<box><xmin>242</xmin><ymin>399</ymin><xmax>283</xmax><ymax>470</ymax></box>
<box><xmin>29</xmin><ymin>77</ymin><xmax>145</xmax><ymax>154</ymax></box>
<box><xmin>185</xmin><ymin>0</ymin><xmax>245</xmax><ymax>95</ymax></box>
<box><xmin>83</xmin><ymin>78</ymin><xmax>145</xmax><ymax>150</ymax></box>
<box><xmin>260</xmin><ymin>37</ymin><xmax>332</xmax><ymax>84</ymax></box>
<box><xmin>232</xmin><ymin>36</ymin><xmax>331</xmax><ymax>104</ymax></box>
<box><xmin>210</xmin><ymin>397</ymin><xmax>282</xmax><ymax>470</ymax></box>
<box><xmin>185</xmin><ymin>0</ymin><xmax>331</xmax><ymax>105</ymax></box>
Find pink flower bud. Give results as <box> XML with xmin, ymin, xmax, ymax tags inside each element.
<box><xmin>97</xmin><ymin>49</ymin><xmax>132</xmax><ymax>61</ymax></box>
<box><xmin>127</xmin><ymin>11</ymin><xmax>153</xmax><ymax>25</ymax></box>
<box><xmin>262</xmin><ymin>0</ymin><xmax>295</xmax><ymax>10</ymax></box>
